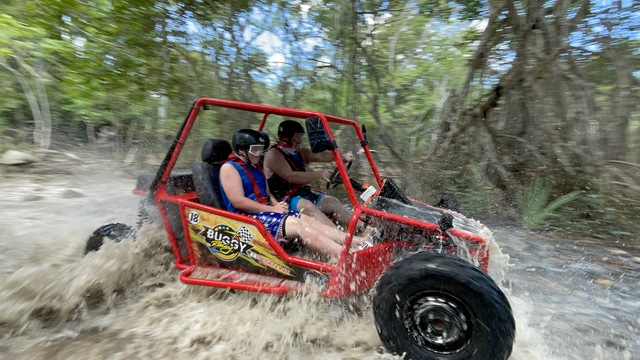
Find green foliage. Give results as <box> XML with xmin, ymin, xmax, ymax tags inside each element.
<box><xmin>0</xmin><ymin>71</ymin><xmax>22</xmax><ymax>120</ymax></box>
<box><xmin>412</xmin><ymin>161</ymin><xmax>506</xmax><ymax>219</ymax></box>
<box><xmin>520</xmin><ymin>178</ymin><xmax>582</xmax><ymax>229</ymax></box>
<box><xmin>0</xmin><ymin>0</ymin><xmax>636</xmax><ymax>240</ymax></box>
<box><xmin>547</xmin><ymin>190</ymin><xmax>640</xmax><ymax>243</ymax></box>
<box><xmin>1</xmin><ymin>0</ymin><xmax>479</xmax><ymax>147</ymax></box>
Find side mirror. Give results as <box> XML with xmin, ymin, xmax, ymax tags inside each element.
<box><xmin>305</xmin><ymin>117</ymin><xmax>336</xmax><ymax>153</ymax></box>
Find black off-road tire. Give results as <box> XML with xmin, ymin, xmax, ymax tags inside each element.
<box><xmin>85</xmin><ymin>197</ymin><xmax>159</xmax><ymax>255</ymax></box>
<box><xmin>373</xmin><ymin>253</ymin><xmax>515</xmax><ymax>360</ymax></box>
<box><xmin>84</xmin><ymin>223</ymin><xmax>135</xmax><ymax>254</ymax></box>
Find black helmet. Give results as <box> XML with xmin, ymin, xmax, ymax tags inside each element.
<box><xmin>277</xmin><ymin>120</ymin><xmax>305</xmax><ymax>139</ymax></box>
<box><xmin>232</xmin><ymin>129</ymin><xmax>266</xmax><ymax>151</ymax></box>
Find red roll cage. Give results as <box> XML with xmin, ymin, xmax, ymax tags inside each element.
<box><xmin>132</xmin><ymin>98</ymin><xmax>489</xmax><ymax>298</ymax></box>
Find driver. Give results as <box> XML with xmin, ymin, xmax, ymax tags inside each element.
<box><xmin>219</xmin><ymin>128</ymin><xmax>371</xmax><ymax>261</ymax></box>
<box><xmin>263</xmin><ymin>120</ymin><xmax>358</xmax><ymax>231</ymax></box>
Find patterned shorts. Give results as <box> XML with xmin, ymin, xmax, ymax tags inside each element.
<box><xmin>248</xmin><ymin>210</ymin><xmax>300</xmax><ymax>245</ymax></box>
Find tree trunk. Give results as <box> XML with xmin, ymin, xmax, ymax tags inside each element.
<box><xmin>0</xmin><ymin>57</ymin><xmax>51</xmax><ymax>150</ymax></box>
<box><xmin>85</xmin><ymin>122</ymin><xmax>96</xmax><ymax>146</ymax></box>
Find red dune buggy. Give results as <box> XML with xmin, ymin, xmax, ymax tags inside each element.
<box><xmin>86</xmin><ymin>98</ymin><xmax>515</xmax><ymax>360</ymax></box>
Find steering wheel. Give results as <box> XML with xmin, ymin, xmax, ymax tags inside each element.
<box><xmin>326</xmin><ymin>159</ymin><xmax>353</xmax><ymax>191</ymax></box>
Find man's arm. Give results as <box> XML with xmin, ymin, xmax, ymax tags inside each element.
<box><xmin>301</xmin><ymin>147</ymin><xmax>353</xmax><ymax>164</ymax></box>
<box><xmin>266</xmin><ymin>179</ymin><xmax>288</xmax><ymax>210</ymax></box>
<box><xmin>220</xmin><ymin>163</ymin><xmax>275</xmax><ymax>214</ymax></box>
<box><xmin>264</xmin><ymin>148</ymin><xmax>330</xmax><ymax>184</ymax></box>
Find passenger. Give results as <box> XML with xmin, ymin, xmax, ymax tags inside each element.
<box><xmin>219</xmin><ymin>129</ymin><xmax>371</xmax><ymax>261</ymax></box>
<box><xmin>263</xmin><ymin>120</ymin><xmax>362</xmax><ymax>231</ymax></box>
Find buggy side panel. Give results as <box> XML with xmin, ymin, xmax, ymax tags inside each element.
<box><xmin>184</xmin><ymin>206</ymin><xmax>309</xmax><ymax>280</ymax></box>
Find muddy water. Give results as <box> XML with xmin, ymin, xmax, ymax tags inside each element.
<box><xmin>0</xmin><ymin>161</ymin><xmax>638</xmax><ymax>359</ymax></box>
<box><xmin>495</xmin><ymin>227</ymin><xmax>639</xmax><ymax>360</ymax></box>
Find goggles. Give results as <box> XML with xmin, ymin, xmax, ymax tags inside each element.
<box><xmin>248</xmin><ymin>144</ymin><xmax>265</xmax><ymax>156</ymax></box>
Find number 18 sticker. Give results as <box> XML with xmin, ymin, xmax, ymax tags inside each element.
<box><xmin>187</xmin><ymin>210</ymin><xmax>200</xmax><ymax>224</ymax></box>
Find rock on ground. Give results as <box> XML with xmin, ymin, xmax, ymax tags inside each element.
<box><xmin>0</xmin><ymin>150</ymin><xmax>38</xmax><ymax>165</ymax></box>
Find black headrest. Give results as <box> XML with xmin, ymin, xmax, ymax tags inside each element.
<box><xmin>260</xmin><ymin>131</ymin><xmax>270</xmax><ymax>149</ymax></box>
<box><xmin>201</xmin><ymin>138</ymin><xmax>232</xmax><ymax>165</ymax></box>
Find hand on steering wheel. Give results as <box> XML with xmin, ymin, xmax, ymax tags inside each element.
<box><xmin>326</xmin><ymin>159</ymin><xmax>353</xmax><ymax>191</ymax></box>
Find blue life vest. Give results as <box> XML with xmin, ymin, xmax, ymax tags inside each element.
<box><xmin>220</xmin><ymin>158</ymin><xmax>269</xmax><ymax>214</ymax></box>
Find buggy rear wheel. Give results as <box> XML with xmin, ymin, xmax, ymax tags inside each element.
<box><xmin>84</xmin><ymin>223</ymin><xmax>134</xmax><ymax>254</ymax></box>
<box><xmin>373</xmin><ymin>253</ymin><xmax>515</xmax><ymax>360</ymax></box>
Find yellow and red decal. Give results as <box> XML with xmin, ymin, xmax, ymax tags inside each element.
<box><xmin>184</xmin><ymin>207</ymin><xmax>295</xmax><ymax>277</ymax></box>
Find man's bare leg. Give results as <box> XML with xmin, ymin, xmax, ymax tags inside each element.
<box><xmin>317</xmin><ymin>196</ymin><xmax>367</xmax><ymax>232</ymax></box>
<box><xmin>294</xmin><ymin>198</ymin><xmax>336</xmax><ymax>227</ymax></box>
<box><xmin>317</xmin><ymin>196</ymin><xmax>351</xmax><ymax>228</ymax></box>
<box><xmin>299</xmin><ymin>214</ymin><xmax>370</xmax><ymax>247</ymax></box>
<box><xmin>284</xmin><ymin>217</ymin><xmax>342</xmax><ymax>258</ymax></box>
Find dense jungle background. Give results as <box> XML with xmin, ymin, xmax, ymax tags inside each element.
<box><xmin>1</xmin><ymin>0</ymin><xmax>638</xmax><ymax>241</ymax></box>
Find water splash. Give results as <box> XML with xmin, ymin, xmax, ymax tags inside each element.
<box><xmin>4</xmin><ymin>169</ymin><xmax>633</xmax><ymax>359</ymax></box>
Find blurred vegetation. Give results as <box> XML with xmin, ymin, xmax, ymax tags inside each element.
<box><xmin>1</xmin><ymin>0</ymin><xmax>638</xmax><ymax>241</ymax></box>
<box><xmin>520</xmin><ymin>178</ymin><xmax>582</xmax><ymax>230</ymax></box>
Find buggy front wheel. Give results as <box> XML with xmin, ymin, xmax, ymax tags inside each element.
<box><xmin>373</xmin><ymin>252</ymin><xmax>515</xmax><ymax>360</ymax></box>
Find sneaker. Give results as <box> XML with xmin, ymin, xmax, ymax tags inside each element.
<box><xmin>368</xmin><ymin>227</ymin><xmax>383</xmax><ymax>242</ymax></box>
<box><xmin>359</xmin><ymin>241</ymin><xmax>373</xmax><ymax>250</ymax></box>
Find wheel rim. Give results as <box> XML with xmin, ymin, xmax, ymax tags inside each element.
<box><xmin>404</xmin><ymin>293</ymin><xmax>472</xmax><ymax>354</ymax></box>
